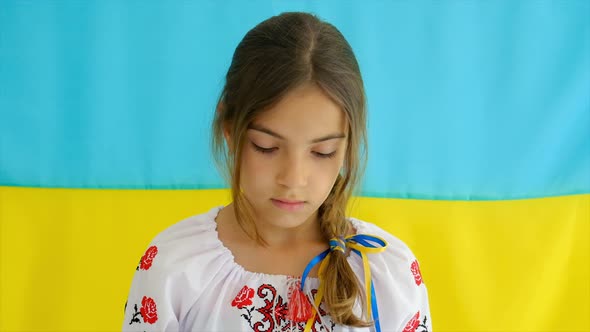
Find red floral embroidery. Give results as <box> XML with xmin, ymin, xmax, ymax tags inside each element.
<box><xmin>402</xmin><ymin>311</ymin><xmax>420</xmax><ymax>332</ymax></box>
<box><xmin>410</xmin><ymin>260</ymin><xmax>423</xmax><ymax>286</ymax></box>
<box><xmin>254</xmin><ymin>284</ymin><xmax>278</xmax><ymax>331</ymax></box>
<box><xmin>140</xmin><ymin>246</ymin><xmax>158</xmax><ymax>271</ymax></box>
<box><xmin>140</xmin><ymin>296</ymin><xmax>158</xmax><ymax>324</ymax></box>
<box><xmin>232</xmin><ymin>285</ymin><xmax>255</xmax><ymax>309</ymax></box>
<box><xmin>232</xmin><ymin>284</ymin><xmax>335</xmax><ymax>332</ymax></box>
<box><xmin>273</xmin><ymin>293</ymin><xmax>288</xmax><ymax>325</ymax></box>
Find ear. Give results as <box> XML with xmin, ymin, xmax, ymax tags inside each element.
<box><xmin>216</xmin><ymin>100</ymin><xmax>225</xmax><ymax>115</ymax></box>
<box><xmin>224</xmin><ymin>126</ymin><xmax>232</xmax><ymax>152</ymax></box>
<box><xmin>217</xmin><ymin>102</ymin><xmax>233</xmax><ymax>151</ymax></box>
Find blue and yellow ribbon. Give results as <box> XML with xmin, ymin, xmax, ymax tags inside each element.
<box><xmin>300</xmin><ymin>234</ymin><xmax>388</xmax><ymax>332</ymax></box>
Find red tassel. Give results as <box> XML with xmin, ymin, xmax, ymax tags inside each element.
<box><xmin>287</xmin><ymin>279</ymin><xmax>312</xmax><ymax>322</ymax></box>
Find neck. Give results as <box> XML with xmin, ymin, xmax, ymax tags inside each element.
<box><xmin>259</xmin><ymin>212</ymin><xmax>325</xmax><ymax>249</ymax></box>
<box><xmin>224</xmin><ymin>202</ymin><xmax>326</xmax><ymax>249</ymax></box>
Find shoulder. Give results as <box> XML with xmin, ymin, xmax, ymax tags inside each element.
<box><xmin>122</xmin><ymin>205</ymin><xmax>232</xmax><ymax>330</ymax></box>
<box><xmin>141</xmin><ymin>205</ymin><xmax>230</xmax><ymax>274</ymax></box>
<box><xmin>346</xmin><ymin>216</ymin><xmax>433</xmax><ymax>331</ymax></box>
<box><xmin>348</xmin><ymin>216</ymin><xmax>420</xmax><ymax>271</ymax></box>
<box><xmin>153</xmin><ymin>205</ymin><xmax>223</xmax><ymax>243</ymax></box>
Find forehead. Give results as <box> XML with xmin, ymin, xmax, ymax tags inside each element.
<box><xmin>251</xmin><ymin>83</ymin><xmax>348</xmax><ymax>140</ymax></box>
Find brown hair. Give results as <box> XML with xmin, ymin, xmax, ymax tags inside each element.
<box><xmin>211</xmin><ymin>12</ymin><xmax>369</xmax><ymax>326</ymax></box>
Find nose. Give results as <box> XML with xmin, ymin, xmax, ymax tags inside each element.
<box><xmin>276</xmin><ymin>152</ymin><xmax>308</xmax><ymax>189</ymax></box>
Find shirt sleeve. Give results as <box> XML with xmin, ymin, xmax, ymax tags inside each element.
<box><xmin>121</xmin><ymin>209</ymin><xmax>234</xmax><ymax>331</ymax></box>
<box><xmin>352</xmin><ymin>221</ymin><xmax>433</xmax><ymax>332</ymax></box>
<box><xmin>121</xmin><ymin>242</ymin><xmax>194</xmax><ymax>331</ymax></box>
<box><xmin>387</xmin><ymin>254</ymin><xmax>433</xmax><ymax>332</ymax></box>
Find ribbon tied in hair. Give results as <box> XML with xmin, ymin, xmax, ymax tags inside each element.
<box><xmin>298</xmin><ymin>234</ymin><xmax>388</xmax><ymax>332</ymax></box>
<box><xmin>329</xmin><ymin>236</ymin><xmax>347</xmax><ymax>253</ymax></box>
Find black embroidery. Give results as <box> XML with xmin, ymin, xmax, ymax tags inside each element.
<box><xmin>129</xmin><ymin>303</ymin><xmax>143</xmax><ymax>325</ymax></box>
<box><xmin>417</xmin><ymin>315</ymin><xmax>430</xmax><ymax>332</ymax></box>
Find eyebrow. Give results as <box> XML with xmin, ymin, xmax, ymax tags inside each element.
<box><xmin>248</xmin><ymin>124</ymin><xmax>346</xmax><ymax>143</ymax></box>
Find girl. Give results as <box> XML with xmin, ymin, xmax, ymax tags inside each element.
<box><xmin>122</xmin><ymin>12</ymin><xmax>432</xmax><ymax>332</ymax></box>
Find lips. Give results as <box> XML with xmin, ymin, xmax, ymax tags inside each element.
<box><xmin>271</xmin><ymin>198</ymin><xmax>306</xmax><ymax>212</ymax></box>
<box><xmin>273</xmin><ymin>198</ymin><xmax>305</xmax><ymax>204</ymax></box>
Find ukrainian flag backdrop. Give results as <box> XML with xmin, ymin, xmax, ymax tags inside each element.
<box><xmin>1</xmin><ymin>1</ymin><xmax>588</xmax><ymax>331</ymax></box>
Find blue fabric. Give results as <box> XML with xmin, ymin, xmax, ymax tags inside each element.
<box><xmin>1</xmin><ymin>0</ymin><xmax>588</xmax><ymax>199</ymax></box>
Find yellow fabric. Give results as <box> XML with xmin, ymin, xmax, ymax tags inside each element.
<box><xmin>0</xmin><ymin>186</ymin><xmax>588</xmax><ymax>331</ymax></box>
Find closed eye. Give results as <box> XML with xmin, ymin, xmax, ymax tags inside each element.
<box><xmin>251</xmin><ymin>142</ymin><xmax>276</xmax><ymax>154</ymax></box>
<box><xmin>313</xmin><ymin>151</ymin><xmax>336</xmax><ymax>159</ymax></box>
<box><xmin>251</xmin><ymin>142</ymin><xmax>336</xmax><ymax>159</ymax></box>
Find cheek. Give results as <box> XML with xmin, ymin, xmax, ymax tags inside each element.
<box><xmin>311</xmin><ymin>160</ymin><xmax>344</xmax><ymax>193</ymax></box>
<box><xmin>241</xmin><ymin>149</ymin><xmax>269</xmax><ymax>174</ymax></box>
<box><xmin>239</xmin><ymin>150</ymin><xmax>270</xmax><ymax>191</ymax></box>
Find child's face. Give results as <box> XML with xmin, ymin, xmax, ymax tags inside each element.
<box><xmin>240</xmin><ymin>82</ymin><xmax>348</xmax><ymax>231</ymax></box>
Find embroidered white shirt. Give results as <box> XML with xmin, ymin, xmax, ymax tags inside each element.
<box><xmin>122</xmin><ymin>205</ymin><xmax>432</xmax><ymax>332</ymax></box>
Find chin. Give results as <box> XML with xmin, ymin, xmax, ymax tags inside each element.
<box><xmin>263</xmin><ymin>205</ymin><xmax>316</xmax><ymax>228</ymax></box>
